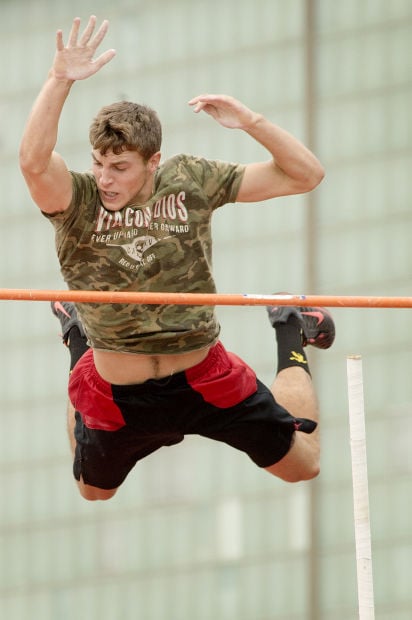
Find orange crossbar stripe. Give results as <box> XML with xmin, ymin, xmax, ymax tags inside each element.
<box><xmin>0</xmin><ymin>289</ymin><xmax>412</xmax><ymax>308</ymax></box>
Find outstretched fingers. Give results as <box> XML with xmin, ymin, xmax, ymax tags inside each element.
<box><xmin>56</xmin><ymin>29</ymin><xmax>64</xmax><ymax>52</ymax></box>
<box><xmin>78</xmin><ymin>15</ymin><xmax>98</xmax><ymax>46</ymax></box>
<box><xmin>67</xmin><ymin>16</ymin><xmax>82</xmax><ymax>47</ymax></box>
<box><xmin>83</xmin><ymin>16</ymin><xmax>116</xmax><ymax>71</ymax></box>
<box><xmin>57</xmin><ymin>16</ymin><xmax>110</xmax><ymax>52</ymax></box>
<box><xmin>93</xmin><ymin>48</ymin><xmax>117</xmax><ymax>71</ymax></box>
<box><xmin>86</xmin><ymin>17</ymin><xmax>110</xmax><ymax>51</ymax></box>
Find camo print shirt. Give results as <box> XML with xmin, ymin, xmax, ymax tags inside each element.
<box><xmin>44</xmin><ymin>154</ymin><xmax>245</xmax><ymax>354</ymax></box>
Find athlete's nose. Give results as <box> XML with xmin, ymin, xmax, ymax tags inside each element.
<box><xmin>99</xmin><ymin>168</ymin><xmax>113</xmax><ymax>187</ymax></box>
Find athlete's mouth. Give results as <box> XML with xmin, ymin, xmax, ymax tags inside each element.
<box><xmin>101</xmin><ymin>190</ymin><xmax>118</xmax><ymax>199</ymax></box>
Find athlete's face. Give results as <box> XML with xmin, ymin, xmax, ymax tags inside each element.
<box><xmin>91</xmin><ymin>148</ymin><xmax>161</xmax><ymax>211</ymax></box>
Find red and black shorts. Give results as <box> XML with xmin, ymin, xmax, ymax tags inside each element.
<box><xmin>68</xmin><ymin>341</ymin><xmax>316</xmax><ymax>489</ymax></box>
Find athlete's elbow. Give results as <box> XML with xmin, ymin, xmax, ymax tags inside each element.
<box><xmin>19</xmin><ymin>150</ymin><xmax>39</xmax><ymax>177</ymax></box>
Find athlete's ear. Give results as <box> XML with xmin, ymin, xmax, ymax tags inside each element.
<box><xmin>148</xmin><ymin>151</ymin><xmax>161</xmax><ymax>172</ymax></box>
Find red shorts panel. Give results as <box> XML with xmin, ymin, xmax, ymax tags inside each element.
<box><xmin>185</xmin><ymin>341</ymin><xmax>257</xmax><ymax>408</ymax></box>
<box><xmin>69</xmin><ymin>349</ymin><xmax>125</xmax><ymax>431</ymax></box>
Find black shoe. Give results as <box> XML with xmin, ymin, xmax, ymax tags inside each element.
<box><xmin>267</xmin><ymin>302</ymin><xmax>335</xmax><ymax>350</ymax></box>
<box><xmin>51</xmin><ymin>301</ymin><xmax>85</xmax><ymax>344</ymax></box>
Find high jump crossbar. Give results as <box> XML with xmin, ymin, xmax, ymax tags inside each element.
<box><xmin>1</xmin><ymin>289</ymin><xmax>412</xmax><ymax>308</ymax></box>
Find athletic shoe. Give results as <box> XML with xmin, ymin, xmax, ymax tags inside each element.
<box><xmin>266</xmin><ymin>299</ymin><xmax>335</xmax><ymax>349</ymax></box>
<box><xmin>51</xmin><ymin>301</ymin><xmax>85</xmax><ymax>344</ymax></box>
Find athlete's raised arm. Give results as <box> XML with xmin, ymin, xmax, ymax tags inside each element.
<box><xmin>189</xmin><ymin>93</ymin><xmax>324</xmax><ymax>202</ymax></box>
<box><xmin>19</xmin><ymin>16</ymin><xmax>116</xmax><ymax>213</ymax></box>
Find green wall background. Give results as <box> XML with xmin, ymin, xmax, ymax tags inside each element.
<box><xmin>1</xmin><ymin>1</ymin><xmax>412</xmax><ymax>618</ymax></box>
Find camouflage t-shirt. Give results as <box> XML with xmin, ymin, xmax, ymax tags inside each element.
<box><xmin>45</xmin><ymin>154</ymin><xmax>245</xmax><ymax>354</ymax></box>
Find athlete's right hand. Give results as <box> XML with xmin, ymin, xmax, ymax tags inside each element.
<box><xmin>52</xmin><ymin>15</ymin><xmax>116</xmax><ymax>82</ymax></box>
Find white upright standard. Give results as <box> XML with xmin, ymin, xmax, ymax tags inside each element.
<box><xmin>346</xmin><ymin>355</ymin><xmax>375</xmax><ymax>619</ymax></box>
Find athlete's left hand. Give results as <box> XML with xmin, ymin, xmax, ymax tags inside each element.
<box><xmin>188</xmin><ymin>94</ymin><xmax>261</xmax><ymax>131</ymax></box>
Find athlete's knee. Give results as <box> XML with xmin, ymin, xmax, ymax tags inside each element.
<box><xmin>274</xmin><ymin>462</ymin><xmax>320</xmax><ymax>483</ymax></box>
<box><xmin>294</xmin><ymin>462</ymin><xmax>320</xmax><ymax>482</ymax></box>
<box><xmin>264</xmin><ymin>447</ymin><xmax>320</xmax><ymax>482</ymax></box>
<box><xmin>291</xmin><ymin>450</ymin><xmax>320</xmax><ymax>482</ymax></box>
<box><xmin>77</xmin><ymin>481</ymin><xmax>118</xmax><ymax>501</ymax></box>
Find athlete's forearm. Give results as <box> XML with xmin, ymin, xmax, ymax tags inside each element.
<box><xmin>244</xmin><ymin>115</ymin><xmax>324</xmax><ymax>190</ymax></box>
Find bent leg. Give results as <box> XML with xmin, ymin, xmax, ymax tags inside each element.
<box><xmin>52</xmin><ymin>304</ymin><xmax>118</xmax><ymax>500</ymax></box>
<box><xmin>263</xmin><ymin>302</ymin><xmax>335</xmax><ymax>482</ymax></box>
<box><xmin>265</xmin><ymin>366</ymin><xmax>320</xmax><ymax>482</ymax></box>
<box><xmin>66</xmin><ymin>401</ymin><xmax>118</xmax><ymax>501</ymax></box>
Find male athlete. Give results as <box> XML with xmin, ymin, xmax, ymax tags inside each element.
<box><xmin>19</xmin><ymin>16</ymin><xmax>334</xmax><ymax>500</ymax></box>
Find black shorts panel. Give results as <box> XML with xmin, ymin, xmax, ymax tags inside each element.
<box><xmin>73</xmin><ymin>411</ymin><xmax>184</xmax><ymax>489</ymax></box>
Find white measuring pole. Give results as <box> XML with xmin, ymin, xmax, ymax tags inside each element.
<box><xmin>346</xmin><ymin>355</ymin><xmax>375</xmax><ymax>619</ymax></box>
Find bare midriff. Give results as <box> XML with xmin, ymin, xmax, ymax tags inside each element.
<box><xmin>93</xmin><ymin>346</ymin><xmax>211</xmax><ymax>385</ymax></box>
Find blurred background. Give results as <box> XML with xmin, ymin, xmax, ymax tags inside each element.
<box><xmin>1</xmin><ymin>0</ymin><xmax>411</xmax><ymax>618</ymax></box>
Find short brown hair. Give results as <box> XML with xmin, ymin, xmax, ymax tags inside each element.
<box><xmin>89</xmin><ymin>101</ymin><xmax>162</xmax><ymax>160</ymax></box>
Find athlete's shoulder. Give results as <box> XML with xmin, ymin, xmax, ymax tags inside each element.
<box><xmin>69</xmin><ymin>171</ymin><xmax>99</xmax><ymax>207</ymax></box>
<box><xmin>157</xmin><ymin>153</ymin><xmax>217</xmax><ymax>185</ymax></box>
<box><xmin>70</xmin><ymin>170</ymin><xmax>97</xmax><ymax>192</ymax></box>
<box><xmin>158</xmin><ymin>153</ymin><xmax>201</xmax><ymax>173</ymax></box>
<box><xmin>155</xmin><ymin>154</ymin><xmax>243</xmax><ymax>207</ymax></box>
